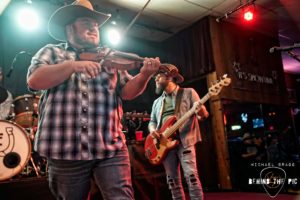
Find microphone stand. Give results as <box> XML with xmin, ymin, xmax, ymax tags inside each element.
<box><xmin>6</xmin><ymin>56</ymin><xmax>17</xmax><ymax>78</ymax></box>
<box><xmin>6</xmin><ymin>51</ymin><xmax>31</xmax><ymax>78</ymax></box>
<box><xmin>287</xmin><ymin>51</ymin><xmax>300</xmax><ymax>63</ymax></box>
<box><xmin>270</xmin><ymin>43</ymin><xmax>300</xmax><ymax>53</ymax></box>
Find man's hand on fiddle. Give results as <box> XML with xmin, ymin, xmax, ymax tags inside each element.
<box><xmin>140</xmin><ymin>57</ymin><xmax>160</xmax><ymax>77</ymax></box>
<box><xmin>71</xmin><ymin>60</ymin><xmax>101</xmax><ymax>79</ymax></box>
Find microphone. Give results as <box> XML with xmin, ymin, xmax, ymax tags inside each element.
<box><xmin>6</xmin><ymin>51</ymin><xmax>32</xmax><ymax>78</ymax></box>
<box><xmin>269</xmin><ymin>43</ymin><xmax>300</xmax><ymax>53</ymax></box>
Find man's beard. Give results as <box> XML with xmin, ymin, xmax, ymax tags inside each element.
<box><xmin>76</xmin><ymin>35</ymin><xmax>98</xmax><ymax>48</ymax></box>
<box><xmin>155</xmin><ymin>82</ymin><xmax>167</xmax><ymax>95</ymax></box>
<box><xmin>72</xmin><ymin>26</ymin><xmax>99</xmax><ymax>48</ymax></box>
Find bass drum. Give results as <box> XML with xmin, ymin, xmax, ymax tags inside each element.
<box><xmin>0</xmin><ymin>120</ymin><xmax>31</xmax><ymax>181</ymax></box>
<box><xmin>0</xmin><ymin>87</ymin><xmax>13</xmax><ymax>120</ymax></box>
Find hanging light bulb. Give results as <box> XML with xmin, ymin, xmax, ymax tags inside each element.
<box><xmin>243</xmin><ymin>5</ymin><xmax>255</xmax><ymax>22</ymax></box>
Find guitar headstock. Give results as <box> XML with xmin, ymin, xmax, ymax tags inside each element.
<box><xmin>208</xmin><ymin>74</ymin><xmax>231</xmax><ymax>96</ymax></box>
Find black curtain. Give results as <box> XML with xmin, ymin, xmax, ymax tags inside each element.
<box><xmin>161</xmin><ymin>17</ymin><xmax>215</xmax><ymax>80</ymax></box>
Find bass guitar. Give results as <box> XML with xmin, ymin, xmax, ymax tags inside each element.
<box><xmin>144</xmin><ymin>74</ymin><xmax>231</xmax><ymax>165</ymax></box>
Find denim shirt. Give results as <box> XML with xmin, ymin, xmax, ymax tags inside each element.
<box><xmin>149</xmin><ymin>87</ymin><xmax>202</xmax><ymax>148</ymax></box>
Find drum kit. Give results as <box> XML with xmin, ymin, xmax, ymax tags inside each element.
<box><xmin>0</xmin><ymin>87</ymin><xmax>47</xmax><ymax>181</ymax></box>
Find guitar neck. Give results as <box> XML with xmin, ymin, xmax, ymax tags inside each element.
<box><xmin>163</xmin><ymin>92</ymin><xmax>211</xmax><ymax>138</ymax></box>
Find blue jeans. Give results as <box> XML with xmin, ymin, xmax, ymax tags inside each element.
<box><xmin>47</xmin><ymin>146</ymin><xmax>134</xmax><ymax>200</ymax></box>
<box><xmin>163</xmin><ymin>144</ymin><xmax>203</xmax><ymax>200</ymax></box>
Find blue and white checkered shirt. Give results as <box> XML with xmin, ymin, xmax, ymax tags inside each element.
<box><xmin>27</xmin><ymin>43</ymin><xmax>133</xmax><ymax>160</ymax></box>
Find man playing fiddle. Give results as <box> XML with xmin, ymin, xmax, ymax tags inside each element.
<box><xmin>27</xmin><ymin>0</ymin><xmax>160</xmax><ymax>199</ymax></box>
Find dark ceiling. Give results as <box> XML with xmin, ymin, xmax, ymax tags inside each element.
<box><xmin>90</xmin><ymin>0</ymin><xmax>300</xmax><ymax>74</ymax></box>
<box><xmin>1</xmin><ymin>0</ymin><xmax>300</xmax><ymax>74</ymax></box>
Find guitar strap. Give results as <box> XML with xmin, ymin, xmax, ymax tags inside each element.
<box><xmin>174</xmin><ymin>87</ymin><xmax>184</xmax><ymax>115</ymax></box>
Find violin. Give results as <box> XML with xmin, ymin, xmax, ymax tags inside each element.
<box><xmin>79</xmin><ymin>48</ymin><xmax>145</xmax><ymax>70</ymax></box>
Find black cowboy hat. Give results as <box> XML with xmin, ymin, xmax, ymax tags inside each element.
<box><xmin>48</xmin><ymin>0</ymin><xmax>111</xmax><ymax>41</ymax></box>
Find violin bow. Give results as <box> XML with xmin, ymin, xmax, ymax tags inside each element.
<box><xmin>100</xmin><ymin>0</ymin><xmax>151</xmax><ymax>66</ymax></box>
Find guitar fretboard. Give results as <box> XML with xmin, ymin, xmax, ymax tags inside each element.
<box><xmin>163</xmin><ymin>92</ymin><xmax>211</xmax><ymax>138</ymax></box>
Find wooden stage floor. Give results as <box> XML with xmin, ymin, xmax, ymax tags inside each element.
<box><xmin>0</xmin><ymin>177</ymin><xmax>299</xmax><ymax>200</ymax></box>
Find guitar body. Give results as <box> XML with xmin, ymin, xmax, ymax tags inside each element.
<box><xmin>144</xmin><ymin>116</ymin><xmax>180</xmax><ymax>165</ymax></box>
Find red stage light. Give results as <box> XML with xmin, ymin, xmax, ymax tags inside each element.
<box><xmin>243</xmin><ymin>10</ymin><xmax>254</xmax><ymax>21</ymax></box>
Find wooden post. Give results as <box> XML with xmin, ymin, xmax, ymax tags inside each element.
<box><xmin>207</xmin><ymin>72</ymin><xmax>232</xmax><ymax>190</ymax></box>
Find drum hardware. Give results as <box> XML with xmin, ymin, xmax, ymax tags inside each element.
<box><xmin>20</xmin><ymin>127</ymin><xmax>48</xmax><ymax>178</ymax></box>
<box><xmin>20</xmin><ymin>151</ymin><xmax>47</xmax><ymax>178</ymax></box>
<box><xmin>30</xmin><ymin>151</ymin><xmax>48</xmax><ymax>176</ymax></box>
<box><xmin>26</xmin><ymin>157</ymin><xmax>41</xmax><ymax>177</ymax></box>
<box><xmin>9</xmin><ymin>104</ymin><xmax>16</xmax><ymax>118</ymax></box>
<box><xmin>31</xmin><ymin>102</ymin><xmax>39</xmax><ymax>127</ymax></box>
<box><xmin>26</xmin><ymin>127</ymin><xmax>35</xmax><ymax>141</ymax></box>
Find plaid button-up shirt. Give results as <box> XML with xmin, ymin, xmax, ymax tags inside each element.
<box><xmin>27</xmin><ymin>43</ymin><xmax>132</xmax><ymax>160</ymax></box>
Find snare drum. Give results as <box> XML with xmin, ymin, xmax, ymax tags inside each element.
<box><xmin>0</xmin><ymin>120</ymin><xmax>31</xmax><ymax>181</ymax></box>
<box><xmin>0</xmin><ymin>87</ymin><xmax>13</xmax><ymax>120</ymax></box>
<box><xmin>12</xmin><ymin>94</ymin><xmax>39</xmax><ymax>128</ymax></box>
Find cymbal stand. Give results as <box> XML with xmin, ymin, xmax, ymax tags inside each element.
<box><xmin>29</xmin><ymin>156</ymin><xmax>40</xmax><ymax>177</ymax></box>
<box><xmin>23</xmin><ymin>127</ymin><xmax>41</xmax><ymax>177</ymax></box>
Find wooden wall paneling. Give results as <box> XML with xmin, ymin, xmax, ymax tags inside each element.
<box><xmin>207</xmin><ymin>72</ymin><xmax>232</xmax><ymax>190</ymax></box>
<box><xmin>209</xmin><ymin>17</ymin><xmax>288</xmax><ymax>106</ymax></box>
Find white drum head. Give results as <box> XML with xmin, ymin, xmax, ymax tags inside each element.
<box><xmin>0</xmin><ymin>120</ymin><xmax>31</xmax><ymax>181</ymax></box>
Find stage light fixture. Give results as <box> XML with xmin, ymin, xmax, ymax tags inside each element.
<box><xmin>244</xmin><ymin>10</ymin><xmax>254</xmax><ymax>21</ymax></box>
<box><xmin>0</xmin><ymin>0</ymin><xmax>11</xmax><ymax>15</ymax></box>
<box><xmin>107</xmin><ymin>28</ymin><xmax>121</xmax><ymax>46</ymax></box>
<box><xmin>16</xmin><ymin>7</ymin><xmax>40</xmax><ymax>31</ymax></box>
<box><xmin>242</xmin><ymin>5</ymin><xmax>255</xmax><ymax>22</ymax></box>
<box><xmin>216</xmin><ymin>0</ymin><xmax>256</xmax><ymax>23</ymax></box>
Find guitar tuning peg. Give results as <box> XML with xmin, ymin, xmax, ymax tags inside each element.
<box><xmin>216</xmin><ymin>74</ymin><xmax>227</xmax><ymax>81</ymax></box>
<box><xmin>220</xmin><ymin>74</ymin><xmax>227</xmax><ymax>80</ymax></box>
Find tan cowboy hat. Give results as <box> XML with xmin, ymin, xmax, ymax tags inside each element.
<box><xmin>48</xmin><ymin>0</ymin><xmax>111</xmax><ymax>41</ymax></box>
<box><xmin>158</xmin><ymin>63</ymin><xmax>184</xmax><ymax>83</ymax></box>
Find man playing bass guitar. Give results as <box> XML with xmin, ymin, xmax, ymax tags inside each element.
<box><xmin>148</xmin><ymin>63</ymin><xmax>209</xmax><ymax>200</ymax></box>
